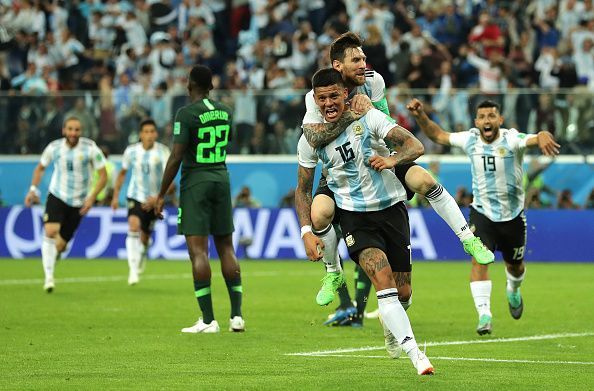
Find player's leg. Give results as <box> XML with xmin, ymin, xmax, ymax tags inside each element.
<box><xmin>212</xmin><ymin>181</ymin><xmax>244</xmax><ymax>332</ymax></box>
<box><xmin>311</xmin><ymin>193</ymin><xmax>345</xmax><ymax>306</ymax></box>
<box><xmin>126</xmin><ymin>206</ymin><xmax>143</xmax><ymax>285</ymax></box>
<box><xmin>178</xmin><ymin>183</ymin><xmax>219</xmax><ymax>333</ymax></box>
<box><xmin>500</xmin><ymin>211</ymin><xmax>528</xmax><ymax>320</ymax></box>
<box><xmin>468</xmin><ymin>207</ymin><xmax>496</xmax><ymax>335</ymax></box>
<box><xmin>138</xmin><ymin>208</ymin><xmax>156</xmax><ymax>275</ymax></box>
<box><xmin>358</xmin><ymin>247</ymin><xmax>433</xmax><ymax>375</ymax></box>
<box><xmin>42</xmin><ymin>222</ymin><xmax>60</xmax><ymax>292</ymax></box>
<box><xmin>401</xmin><ymin>165</ymin><xmax>494</xmax><ymax>265</ymax></box>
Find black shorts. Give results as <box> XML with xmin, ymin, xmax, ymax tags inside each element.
<box><xmin>127</xmin><ymin>198</ymin><xmax>157</xmax><ymax>234</ymax></box>
<box><xmin>469</xmin><ymin>207</ymin><xmax>527</xmax><ymax>264</ymax></box>
<box><xmin>338</xmin><ymin>202</ymin><xmax>412</xmax><ymax>272</ymax></box>
<box><xmin>393</xmin><ymin>162</ymin><xmax>416</xmax><ymax>201</ymax></box>
<box><xmin>43</xmin><ymin>193</ymin><xmax>83</xmax><ymax>242</ymax></box>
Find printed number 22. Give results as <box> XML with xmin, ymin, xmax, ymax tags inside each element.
<box><xmin>197</xmin><ymin>125</ymin><xmax>229</xmax><ymax>163</ymax></box>
<box><xmin>335</xmin><ymin>142</ymin><xmax>355</xmax><ymax>163</ymax></box>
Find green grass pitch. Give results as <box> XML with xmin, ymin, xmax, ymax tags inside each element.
<box><xmin>1</xmin><ymin>258</ymin><xmax>593</xmax><ymax>389</ymax></box>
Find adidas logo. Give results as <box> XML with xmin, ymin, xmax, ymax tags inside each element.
<box><xmin>401</xmin><ymin>336</ymin><xmax>413</xmax><ymax>345</ymax></box>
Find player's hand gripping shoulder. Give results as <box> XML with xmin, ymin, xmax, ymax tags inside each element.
<box><xmin>536</xmin><ymin>131</ymin><xmax>561</xmax><ymax>156</ymax></box>
<box><xmin>349</xmin><ymin>94</ymin><xmax>374</xmax><ymax>118</ymax></box>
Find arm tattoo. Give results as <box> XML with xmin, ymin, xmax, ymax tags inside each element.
<box><xmin>385</xmin><ymin>125</ymin><xmax>423</xmax><ymax>166</ymax></box>
<box><xmin>302</xmin><ymin>111</ymin><xmax>357</xmax><ymax>148</ymax></box>
<box><xmin>294</xmin><ymin>166</ymin><xmax>315</xmax><ymax>227</ymax></box>
<box><xmin>360</xmin><ymin>248</ymin><xmax>390</xmax><ymax>278</ymax></box>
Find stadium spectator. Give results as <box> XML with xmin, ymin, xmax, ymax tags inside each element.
<box><xmin>146</xmin><ymin>64</ymin><xmax>245</xmax><ymax>334</ymax></box>
<box><xmin>112</xmin><ymin>119</ymin><xmax>170</xmax><ymax>285</ymax></box>
<box><xmin>23</xmin><ymin>116</ymin><xmax>107</xmax><ymax>293</ymax></box>
<box><xmin>407</xmin><ymin>97</ymin><xmax>560</xmax><ymax>336</ymax></box>
<box><xmin>557</xmin><ymin>188</ymin><xmax>580</xmax><ymax>209</ymax></box>
<box><xmin>585</xmin><ymin>188</ymin><xmax>594</xmax><ymax>209</ymax></box>
<box><xmin>233</xmin><ymin>186</ymin><xmax>260</xmax><ymax>208</ymax></box>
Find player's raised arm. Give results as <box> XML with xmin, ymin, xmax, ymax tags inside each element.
<box><xmin>406</xmin><ymin>98</ymin><xmax>452</xmax><ymax>146</ymax></box>
<box><xmin>526</xmin><ymin>130</ymin><xmax>560</xmax><ymax>156</ymax></box>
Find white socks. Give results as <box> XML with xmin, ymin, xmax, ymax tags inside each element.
<box><xmin>377</xmin><ymin>288</ymin><xmax>418</xmax><ymax>354</ymax></box>
<box><xmin>41</xmin><ymin>236</ymin><xmax>57</xmax><ymax>281</ymax></box>
<box><xmin>126</xmin><ymin>232</ymin><xmax>141</xmax><ymax>276</ymax></box>
<box><xmin>470</xmin><ymin>280</ymin><xmax>492</xmax><ymax>317</ymax></box>
<box><xmin>313</xmin><ymin>224</ymin><xmax>342</xmax><ymax>273</ymax></box>
<box><xmin>425</xmin><ymin>184</ymin><xmax>474</xmax><ymax>241</ymax></box>
<box><xmin>506</xmin><ymin>268</ymin><xmax>525</xmax><ymax>293</ymax></box>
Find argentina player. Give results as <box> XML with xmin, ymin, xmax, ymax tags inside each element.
<box><xmin>407</xmin><ymin>97</ymin><xmax>560</xmax><ymax>335</ymax></box>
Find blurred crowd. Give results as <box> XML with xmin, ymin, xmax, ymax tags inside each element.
<box><xmin>1</xmin><ymin>0</ymin><xmax>594</xmax><ymax>155</ymax></box>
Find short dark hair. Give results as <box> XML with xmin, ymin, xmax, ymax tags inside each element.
<box><xmin>312</xmin><ymin>68</ymin><xmax>345</xmax><ymax>89</ymax></box>
<box><xmin>189</xmin><ymin>64</ymin><xmax>214</xmax><ymax>91</ymax></box>
<box><xmin>139</xmin><ymin>118</ymin><xmax>157</xmax><ymax>130</ymax></box>
<box><xmin>476</xmin><ymin>100</ymin><xmax>500</xmax><ymax>112</ymax></box>
<box><xmin>330</xmin><ymin>32</ymin><xmax>364</xmax><ymax>62</ymax></box>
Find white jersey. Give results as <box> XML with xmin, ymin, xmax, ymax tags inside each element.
<box><xmin>302</xmin><ymin>70</ymin><xmax>387</xmax><ymax>125</ymax></box>
<box><xmin>298</xmin><ymin>109</ymin><xmax>406</xmax><ymax>212</ymax></box>
<box><xmin>40</xmin><ymin>137</ymin><xmax>106</xmax><ymax>207</ymax></box>
<box><xmin>450</xmin><ymin>128</ymin><xmax>534</xmax><ymax>222</ymax></box>
<box><xmin>122</xmin><ymin>142</ymin><xmax>170</xmax><ymax>203</ymax></box>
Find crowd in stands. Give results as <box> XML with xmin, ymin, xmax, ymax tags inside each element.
<box><xmin>1</xmin><ymin>0</ymin><xmax>594</xmax><ymax>156</ymax></box>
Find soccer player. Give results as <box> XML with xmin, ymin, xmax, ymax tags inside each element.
<box><xmin>111</xmin><ymin>119</ymin><xmax>170</xmax><ymax>285</ymax></box>
<box><xmin>406</xmin><ymin>98</ymin><xmax>560</xmax><ymax>334</ymax></box>
<box><xmin>296</xmin><ymin>68</ymin><xmax>434</xmax><ymax>375</ymax></box>
<box><xmin>301</xmin><ymin>32</ymin><xmax>493</xmax><ymax>326</ymax></box>
<box><xmin>146</xmin><ymin>65</ymin><xmax>244</xmax><ymax>334</ymax></box>
<box><xmin>24</xmin><ymin>116</ymin><xmax>107</xmax><ymax>293</ymax></box>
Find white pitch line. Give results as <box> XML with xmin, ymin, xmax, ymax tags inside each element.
<box><xmin>286</xmin><ymin>332</ymin><xmax>594</xmax><ymax>356</ymax></box>
<box><xmin>296</xmin><ymin>354</ymin><xmax>594</xmax><ymax>366</ymax></box>
<box><xmin>0</xmin><ymin>270</ymin><xmax>319</xmax><ymax>286</ymax></box>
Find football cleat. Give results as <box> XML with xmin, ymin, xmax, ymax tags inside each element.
<box><xmin>411</xmin><ymin>349</ymin><xmax>434</xmax><ymax>375</ymax></box>
<box><xmin>476</xmin><ymin>314</ymin><xmax>493</xmax><ymax>335</ymax></box>
<box><xmin>324</xmin><ymin>306</ymin><xmax>356</xmax><ymax>326</ymax></box>
<box><xmin>316</xmin><ymin>272</ymin><xmax>345</xmax><ymax>306</ymax></box>
<box><xmin>43</xmin><ymin>278</ymin><xmax>55</xmax><ymax>293</ymax></box>
<box><xmin>128</xmin><ymin>272</ymin><xmax>139</xmax><ymax>286</ymax></box>
<box><xmin>507</xmin><ymin>290</ymin><xmax>524</xmax><ymax>320</ymax></box>
<box><xmin>463</xmin><ymin>237</ymin><xmax>494</xmax><ymax>265</ymax></box>
<box><xmin>181</xmin><ymin>318</ymin><xmax>220</xmax><ymax>333</ymax></box>
<box><xmin>229</xmin><ymin>316</ymin><xmax>246</xmax><ymax>332</ymax></box>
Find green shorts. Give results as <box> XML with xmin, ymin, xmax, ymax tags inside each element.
<box><xmin>178</xmin><ymin>181</ymin><xmax>234</xmax><ymax>236</ymax></box>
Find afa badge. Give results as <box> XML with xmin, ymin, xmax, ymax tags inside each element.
<box><xmin>346</xmin><ymin>234</ymin><xmax>355</xmax><ymax>247</ymax></box>
<box><xmin>498</xmin><ymin>147</ymin><xmax>506</xmax><ymax>157</ymax></box>
<box><xmin>352</xmin><ymin>122</ymin><xmax>363</xmax><ymax>136</ymax></box>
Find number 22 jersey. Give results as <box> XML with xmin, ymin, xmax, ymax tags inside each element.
<box><xmin>173</xmin><ymin>98</ymin><xmax>233</xmax><ymax>189</ymax></box>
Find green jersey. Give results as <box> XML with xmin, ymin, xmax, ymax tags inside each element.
<box><xmin>173</xmin><ymin>97</ymin><xmax>233</xmax><ymax>189</ymax></box>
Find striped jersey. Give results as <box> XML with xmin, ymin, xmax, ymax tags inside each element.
<box><xmin>298</xmin><ymin>109</ymin><xmax>406</xmax><ymax>212</ymax></box>
<box><xmin>302</xmin><ymin>69</ymin><xmax>388</xmax><ymax>125</ymax></box>
<box><xmin>122</xmin><ymin>142</ymin><xmax>170</xmax><ymax>202</ymax></box>
<box><xmin>40</xmin><ymin>137</ymin><xmax>106</xmax><ymax>207</ymax></box>
<box><xmin>449</xmin><ymin>128</ymin><xmax>535</xmax><ymax>222</ymax></box>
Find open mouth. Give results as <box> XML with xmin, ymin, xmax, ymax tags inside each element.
<box><xmin>483</xmin><ymin>125</ymin><xmax>494</xmax><ymax>137</ymax></box>
<box><xmin>325</xmin><ymin>107</ymin><xmax>339</xmax><ymax>120</ymax></box>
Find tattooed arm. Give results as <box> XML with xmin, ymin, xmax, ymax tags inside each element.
<box><xmin>295</xmin><ymin>165</ymin><xmax>324</xmax><ymax>261</ymax></box>
<box><xmin>369</xmin><ymin>124</ymin><xmax>424</xmax><ymax>171</ymax></box>
<box><xmin>302</xmin><ymin>111</ymin><xmax>359</xmax><ymax>148</ymax></box>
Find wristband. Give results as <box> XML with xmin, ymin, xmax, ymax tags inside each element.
<box><xmin>29</xmin><ymin>185</ymin><xmax>40</xmax><ymax>196</ymax></box>
<box><xmin>300</xmin><ymin>225</ymin><xmax>312</xmax><ymax>238</ymax></box>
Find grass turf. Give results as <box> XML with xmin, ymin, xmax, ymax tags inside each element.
<box><xmin>1</xmin><ymin>258</ymin><xmax>593</xmax><ymax>390</ymax></box>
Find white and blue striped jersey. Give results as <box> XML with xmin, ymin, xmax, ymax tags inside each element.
<box><xmin>40</xmin><ymin>137</ymin><xmax>106</xmax><ymax>207</ymax></box>
<box><xmin>302</xmin><ymin>70</ymin><xmax>387</xmax><ymax>125</ymax></box>
<box><xmin>449</xmin><ymin>128</ymin><xmax>535</xmax><ymax>222</ymax></box>
<box><xmin>298</xmin><ymin>109</ymin><xmax>406</xmax><ymax>212</ymax></box>
<box><xmin>122</xmin><ymin>142</ymin><xmax>170</xmax><ymax>203</ymax></box>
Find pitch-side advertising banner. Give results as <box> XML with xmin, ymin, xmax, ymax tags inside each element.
<box><xmin>0</xmin><ymin>207</ymin><xmax>592</xmax><ymax>262</ymax></box>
